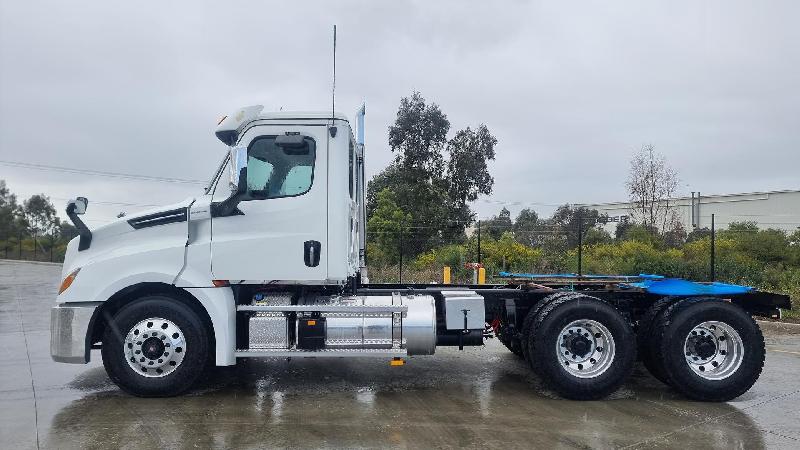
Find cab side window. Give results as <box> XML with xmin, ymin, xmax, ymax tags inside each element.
<box><xmin>246</xmin><ymin>136</ymin><xmax>316</xmax><ymax>199</ymax></box>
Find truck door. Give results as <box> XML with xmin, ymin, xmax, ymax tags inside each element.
<box><xmin>210</xmin><ymin>125</ymin><xmax>327</xmax><ymax>282</ymax></box>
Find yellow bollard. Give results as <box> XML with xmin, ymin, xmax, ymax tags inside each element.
<box><xmin>478</xmin><ymin>267</ymin><xmax>486</xmax><ymax>285</ymax></box>
<box><xmin>443</xmin><ymin>266</ymin><xmax>451</xmax><ymax>284</ymax></box>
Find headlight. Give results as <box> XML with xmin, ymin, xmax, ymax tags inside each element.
<box><xmin>58</xmin><ymin>268</ymin><xmax>81</xmax><ymax>295</ymax></box>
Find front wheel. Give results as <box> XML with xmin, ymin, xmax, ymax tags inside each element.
<box><xmin>655</xmin><ymin>299</ymin><xmax>765</xmax><ymax>401</ymax></box>
<box><xmin>527</xmin><ymin>295</ymin><xmax>636</xmax><ymax>400</ymax></box>
<box><xmin>101</xmin><ymin>296</ymin><xmax>210</xmax><ymax>397</ymax></box>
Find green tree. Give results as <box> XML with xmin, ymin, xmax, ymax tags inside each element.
<box><xmin>445</xmin><ymin>125</ymin><xmax>497</xmax><ymax>208</ymax></box>
<box><xmin>686</xmin><ymin>226</ymin><xmax>711</xmax><ymax>243</ymax></box>
<box><xmin>721</xmin><ymin>222</ymin><xmax>789</xmax><ymax>264</ymax></box>
<box><xmin>583</xmin><ymin>227</ymin><xmax>613</xmax><ymax>246</ymax></box>
<box><xmin>367</xmin><ymin>92</ymin><xmax>497</xmax><ymax>255</ymax></box>
<box><xmin>483</xmin><ymin>207</ymin><xmax>512</xmax><ymax>240</ymax></box>
<box><xmin>388</xmin><ymin>91</ymin><xmax>450</xmax><ymax>177</ymax></box>
<box><xmin>366</xmin><ymin>189</ymin><xmax>412</xmax><ymax>264</ymax></box>
<box><xmin>619</xmin><ymin>223</ymin><xmax>663</xmax><ymax>247</ymax></box>
<box><xmin>548</xmin><ymin>204</ymin><xmax>607</xmax><ymax>249</ymax></box>
<box><xmin>514</xmin><ymin>208</ymin><xmax>540</xmax><ymax>247</ymax></box>
<box><xmin>21</xmin><ymin>194</ymin><xmax>60</xmax><ymax>255</ymax></box>
<box><xmin>0</xmin><ymin>180</ymin><xmax>20</xmax><ymax>242</ymax></box>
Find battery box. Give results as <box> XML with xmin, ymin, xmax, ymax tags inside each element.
<box><xmin>297</xmin><ymin>316</ymin><xmax>326</xmax><ymax>350</ymax></box>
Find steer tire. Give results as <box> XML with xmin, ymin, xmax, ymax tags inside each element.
<box><xmin>654</xmin><ymin>298</ymin><xmax>765</xmax><ymax>402</ymax></box>
<box><xmin>527</xmin><ymin>294</ymin><xmax>636</xmax><ymax>400</ymax></box>
<box><xmin>637</xmin><ymin>297</ymin><xmax>683</xmax><ymax>385</ymax></box>
<box><xmin>101</xmin><ymin>295</ymin><xmax>210</xmax><ymax>397</ymax></box>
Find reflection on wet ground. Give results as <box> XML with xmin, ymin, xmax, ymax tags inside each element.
<box><xmin>2</xmin><ymin>261</ymin><xmax>799</xmax><ymax>449</ymax></box>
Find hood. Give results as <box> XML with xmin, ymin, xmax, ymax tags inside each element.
<box><xmin>62</xmin><ymin>197</ymin><xmax>195</xmax><ymax>274</ymax></box>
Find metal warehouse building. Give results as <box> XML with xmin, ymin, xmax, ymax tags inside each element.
<box><xmin>581</xmin><ymin>189</ymin><xmax>800</xmax><ymax>234</ymax></box>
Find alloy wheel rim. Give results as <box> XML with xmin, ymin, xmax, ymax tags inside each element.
<box><xmin>683</xmin><ymin>321</ymin><xmax>743</xmax><ymax>381</ymax></box>
<box><xmin>556</xmin><ymin>319</ymin><xmax>616</xmax><ymax>379</ymax></box>
<box><xmin>124</xmin><ymin>317</ymin><xmax>186</xmax><ymax>378</ymax></box>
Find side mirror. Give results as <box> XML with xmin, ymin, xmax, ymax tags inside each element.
<box><xmin>66</xmin><ymin>197</ymin><xmax>92</xmax><ymax>251</ymax></box>
<box><xmin>212</xmin><ymin>152</ymin><xmax>249</xmax><ymax>218</ymax></box>
<box><xmin>68</xmin><ymin>197</ymin><xmax>88</xmax><ymax>215</ymax></box>
<box><xmin>229</xmin><ymin>145</ymin><xmax>248</xmax><ymax>191</ymax></box>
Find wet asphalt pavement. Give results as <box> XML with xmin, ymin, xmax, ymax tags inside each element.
<box><xmin>1</xmin><ymin>260</ymin><xmax>799</xmax><ymax>449</ymax></box>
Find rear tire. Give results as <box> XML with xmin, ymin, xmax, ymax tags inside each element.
<box><xmin>527</xmin><ymin>294</ymin><xmax>636</xmax><ymax>400</ymax></box>
<box><xmin>498</xmin><ymin>334</ymin><xmax>524</xmax><ymax>358</ymax></box>
<box><xmin>637</xmin><ymin>297</ymin><xmax>682</xmax><ymax>385</ymax></box>
<box><xmin>655</xmin><ymin>298</ymin><xmax>765</xmax><ymax>401</ymax></box>
<box><xmin>101</xmin><ymin>295</ymin><xmax>210</xmax><ymax>397</ymax></box>
<box><xmin>520</xmin><ymin>292</ymin><xmax>582</xmax><ymax>361</ymax></box>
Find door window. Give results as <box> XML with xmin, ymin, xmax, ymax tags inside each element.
<box><xmin>246</xmin><ymin>136</ymin><xmax>316</xmax><ymax>199</ymax></box>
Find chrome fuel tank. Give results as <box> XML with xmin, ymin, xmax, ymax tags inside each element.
<box><xmin>308</xmin><ymin>293</ymin><xmax>436</xmax><ymax>355</ymax></box>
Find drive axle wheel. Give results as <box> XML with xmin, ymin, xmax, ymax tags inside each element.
<box><xmin>527</xmin><ymin>294</ymin><xmax>636</xmax><ymax>400</ymax></box>
<box><xmin>557</xmin><ymin>320</ymin><xmax>616</xmax><ymax>379</ymax></box>
<box><xmin>102</xmin><ymin>295</ymin><xmax>209</xmax><ymax>397</ymax></box>
<box><xmin>654</xmin><ymin>299</ymin><xmax>764</xmax><ymax>401</ymax></box>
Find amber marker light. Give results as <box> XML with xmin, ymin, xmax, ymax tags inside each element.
<box><xmin>58</xmin><ymin>268</ymin><xmax>81</xmax><ymax>295</ymax></box>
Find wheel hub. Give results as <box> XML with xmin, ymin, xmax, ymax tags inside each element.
<box><xmin>124</xmin><ymin>317</ymin><xmax>186</xmax><ymax>378</ymax></box>
<box><xmin>690</xmin><ymin>335</ymin><xmax>717</xmax><ymax>359</ymax></box>
<box><xmin>683</xmin><ymin>321</ymin><xmax>744</xmax><ymax>381</ymax></box>
<box><xmin>141</xmin><ymin>337</ymin><xmax>166</xmax><ymax>360</ymax></box>
<box><xmin>556</xmin><ymin>320</ymin><xmax>616</xmax><ymax>379</ymax></box>
<box><xmin>565</xmin><ymin>334</ymin><xmax>592</xmax><ymax>358</ymax></box>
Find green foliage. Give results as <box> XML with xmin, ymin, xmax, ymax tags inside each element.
<box><xmin>0</xmin><ymin>180</ymin><xmax>75</xmax><ymax>261</ymax></box>
<box><xmin>620</xmin><ymin>223</ymin><xmax>663</xmax><ymax>247</ymax></box>
<box><xmin>445</xmin><ymin>125</ymin><xmax>497</xmax><ymax>205</ymax></box>
<box><xmin>482</xmin><ymin>207</ymin><xmax>512</xmax><ymax>240</ymax></box>
<box><xmin>367</xmin><ymin>92</ymin><xmax>497</xmax><ymax>260</ymax></box>
<box><xmin>366</xmin><ymin>189</ymin><xmax>412</xmax><ymax>264</ymax></box>
<box><xmin>548</xmin><ymin>204</ymin><xmax>608</xmax><ymax>249</ymax></box>
<box><xmin>513</xmin><ymin>208</ymin><xmax>539</xmax><ymax>246</ymax></box>
<box><xmin>372</xmin><ymin>209</ymin><xmax>800</xmax><ymax>319</ymax></box>
<box><xmin>388</xmin><ymin>92</ymin><xmax>450</xmax><ymax>177</ymax></box>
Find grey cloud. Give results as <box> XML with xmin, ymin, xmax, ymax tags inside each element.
<box><xmin>1</xmin><ymin>0</ymin><xmax>797</xmax><ymax>224</ymax></box>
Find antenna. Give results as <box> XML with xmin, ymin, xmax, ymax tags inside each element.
<box><xmin>331</xmin><ymin>25</ymin><xmax>337</xmax><ymax>119</ymax></box>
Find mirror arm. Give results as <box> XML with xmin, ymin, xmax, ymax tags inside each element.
<box><xmin>66</xmin><ymin>203</ymin><xmax>92</xmax><ymax>251</ymax></box>
<box><xmin>211</xmin><ymin>167</ymin><xmax>248</xmax><ymax>218</ymax></box>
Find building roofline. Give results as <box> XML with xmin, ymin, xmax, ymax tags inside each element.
<box><xmin>578</xmin><ymin>189</ymin><xmax>800</xmax><ymax>209</ymax></box>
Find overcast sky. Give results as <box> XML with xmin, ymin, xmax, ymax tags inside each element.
<box><xmin>1</xmin><ymin>1</ymin><xmax>798</xmax><ymax>226</ymax></box>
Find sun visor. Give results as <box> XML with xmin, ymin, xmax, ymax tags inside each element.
<box><xmin>215</xmin><ymin>105</ymin><xmax>264</xmax><ymax>146</ymax></box>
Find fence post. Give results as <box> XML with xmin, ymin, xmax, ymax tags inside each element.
<box><xmin>710</xmin><ymin>213</ymin><xmax>715</xmax><ymax>282</ymax></box>
<box><xmin>577</xmin><ymin>213</ymin><xmax>583</xmax><ymax>276</ymax></box>
<box><xmin>398</xmin><ymin>222</ymin><xmax>403</xmax><ymax>284</ymax></box>
<box><xmin>18</xmin><ymin>232</ymin><xmax>22</xmax><ymax>259</ymax></box>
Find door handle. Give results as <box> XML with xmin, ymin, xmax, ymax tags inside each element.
<box><xmin>304</xmin><ymin>240</ymin><xmax>321</xmax><ymax>267</ymax></box>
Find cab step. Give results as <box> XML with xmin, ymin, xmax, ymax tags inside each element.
<box><xmin>236</xmin><ymin>304</ymin><xmax>408</xmax><ymax>313</ymax></box>
<box><xmin>234</xmin><ymin>348</ymin><xmax>408</xmax><ymax>358</ymax></box>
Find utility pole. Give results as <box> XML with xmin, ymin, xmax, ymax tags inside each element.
<box><xmin>710</xmin><ymin>213</ymin><xmax>716</xmax><ymax>282</ymax></box>
<box><xmin>577</xmin><ymin>212</ymin><xmax>583</xmax><ymax>277</ymax></box>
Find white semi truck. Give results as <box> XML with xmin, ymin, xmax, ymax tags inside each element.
<box><xmin>51</xmin><ymin>105</ymin><xmax>790</xmax><ymax>400</ymax></box>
